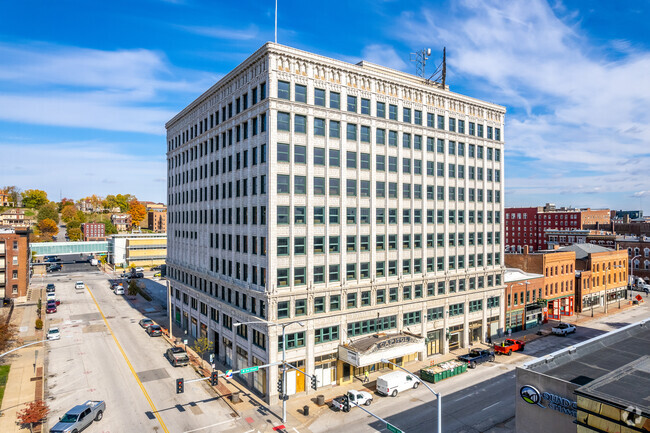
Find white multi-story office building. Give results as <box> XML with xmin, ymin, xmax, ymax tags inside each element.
<box><xmin>166</xmin><ymin>43</ymin><xmax>506</xmax><ymax>402</ymax></box>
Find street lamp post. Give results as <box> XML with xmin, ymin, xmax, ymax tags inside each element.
<box><xmin>234</xmin><ymin>318</ymin><xmax>304</xmax><ymax>424</ymax></box>
<box><xmin>381</xmin><ymin>358</ymin><xmax>442</xmax><ymax>433</ymax></box>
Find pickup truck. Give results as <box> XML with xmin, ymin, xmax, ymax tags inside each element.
<box><xmin>458</xmin><ymin>349</ymin><xmax>495</xmax><ymax>369</ymax></box>
<box><xmin>49</xmin><ymin>400</ymin><xmax>105</xmax><ymax>433</ymax></box>
<box><xmin>493</xmin><ymin>339</ymin><xmax>526</xmax><ymax>356</ymax></box>
<box><xmin>630</xmin><ymin>283</ymin><xmax>650</xmax><ymax>295</ymax></box>
<box><xmin>552</xmin><ymin>323</ymin><xmax>576</xmax><ymax>336</ymax></box>
<box><xmin>165</xmin><ymin>347</ymin><xmax>190</xmax><ymax>367</ymax></box>
<box><xmin>332</xmin><ymin>390</ymin><xmax>373</xmax><ymax>411</ymax></box>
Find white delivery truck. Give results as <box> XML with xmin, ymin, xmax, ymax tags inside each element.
<box><xmin>376</xmin><ymin>370</ymin><xmax>419</xmax><ymax>397</ymax></box>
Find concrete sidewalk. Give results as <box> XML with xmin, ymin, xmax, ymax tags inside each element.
<box><xmin>0</xmin><ymin>286</ymin><xmax>46</xmax><ymax>433</ymax></box>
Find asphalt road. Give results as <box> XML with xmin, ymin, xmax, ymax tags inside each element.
<box><xmin>44</xmin><ymin>270</ymin><xmax>240</xmax><ymax>433</ymax></box>
<box><xmin>308</xmin><ymin>301</ymin><xmax>650</xmax><ymax>433</ymax></box>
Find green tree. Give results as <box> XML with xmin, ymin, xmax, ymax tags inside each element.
<box><xmin>75</xmin><ymin>210</ymin><xmax>87</xmax><ymax>223</ymax></box>
<box><xmin>67</xmin><ymin>227</ymin><xmax>82</xmax><ymax>241</ymax></box>
<box><xmin>103</xmin><ymin>219</ymin><xmax>118</xmax><ymax>234</ymax></box>
<box><xmin>66</xmin><ymin>220</ymin><xmax>81</xmax><ymax>230</ymax></box>
<box><xmin>192</xmin><ymin>336</ymin><xmax>214</xmax><ymax>362</ymax></box>
<box><xmin>21</xmin><ymin>189</ymin><xmax>48</xmax><ymax>208</ymax></box>
<box><xmin>128</xmin><ymin>280</ymin><xmax>138</xmax><ymax>296</ymax></box>
<box><xmin>36</xmin><ymin>202</ymin><xmax>59</xmax><ymax>223</ymax></box>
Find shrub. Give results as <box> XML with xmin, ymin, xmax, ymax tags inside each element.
<box><xmin>35</xmin><ymin>319</ymin><xmax>43</xmax><ymax>330</ymax></box>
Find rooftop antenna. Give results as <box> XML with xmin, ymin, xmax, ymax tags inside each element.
<box><xmin>274</xmin><ymin>0</ymin><xmax>278</xmax><ymax>43</ymax></box>
<box><xmin>427</xmin><ymin>47</ymin><xmax>447</xmax><ymax>89</ymax></box>
<box><xmin>410</xmin><ymin>48</ymin><xmax>431</xmax><ymax>77</ymax></box>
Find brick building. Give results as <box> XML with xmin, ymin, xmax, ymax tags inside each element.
<box><xmin>0</xmin><ymin>227</ymin><xmax>30</xmax><ymax>299</ymax></box>
<box><xmin>505</xmin><ymin>246</ymin><xmax>576</xmax><ymax>320</ymax></box>
<box><xmin>0</xmin><ymin>190</ymin><xmax>14</xmax><ymax>207</ymax></box>
<box><xmin>81</xmin><ymin>222</ymin><xmax>106</xmax><ymax>241</ymax></box>
<box><xmin>505</xmin><ymin>204</ymin><xmax>610</xmax><ymax>252</ymax></box>
<box><xmin>504</xmin><ymin>268</ymin><xmax>544</xmax><ymax>332</ymax></box>
<box><xmin>565</xmin><ymin>244</ymin><xmax>628</xmax><ymax>313</ymax></box>
<box><xmin>615</xmin><ymin>235</ymin><xmax>650</xmax><ymax>284</ymax></box>
<box><xmin>544</xmin><ymin>229</ymin><xmax>616</xmax><ymax>249</ymax></box>
<box><xmin>111</xmin><ymin>214</ymin><xmax>132</xmax><ymax>232</ymax></box>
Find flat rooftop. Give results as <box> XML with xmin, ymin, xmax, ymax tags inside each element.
<box><xmin>575</xmin><ymin>356</ymin><xmax>650</xmax><ymax>416</ymax></box>
<box><xmin>523</xmin><ymin>320</ymin><xmax>650</xmax><ymax>387</ymax></box>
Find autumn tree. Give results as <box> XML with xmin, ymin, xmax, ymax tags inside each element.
<box><xmin>36</xmin><ymin>202</ymin><xmax>59</xmax><ymax>223</ymax></box>
<box><xmin>38</xmin><ymin>218</ymin><xmax>58</xmax><ymax>239</ymax></box>
<box><xmin>61</xmin><ymin>205</ymin><xmax>77</xmax><ymax>223</ymax></box>
<box><xmin>0</xmin><ymin>322</ymin><xmax>17</xmax><ymax>353</ymax></box>
<box><xmin>17</xmin><ymin>400</ymin><xmax>49</xmax><ymax>433</ymax></box>
<box><xmin>21</xmin><ymin>189</ymin><xmax>48</xmax><ymax>208</ymax></box>
<box><xmin>128</xmin><ymin>200</ymin><xmax>147</xmax><ymax>228</ymax></box>
<box><xmin>67</xmin><ymin>227</ymin><xmax>82</xmax><ymax>241</ymax></box>
<box><xmin>1</xmin><ymin>185</ymin><xmax>20</xmax><ymax>206</ymax></box>
<box><xmin>58</xmin><ymin>198</ymin><xmax>74</xmax><ymax>211</ymax></box>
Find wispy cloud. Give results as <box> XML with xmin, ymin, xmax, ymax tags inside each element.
<box><xmin>0</xmin><ymin>42</ymin><xmax>218</xmax><ymax>134</ymax></box>
<box><xmin>180</xmin><ymin>24</ymin><xmax>259</xmax><ymax>41</ymax></box>
<box><xmin>394</xmin><ymin>0</ymin><xmax>650</xmax><ymax>204</ymax></box>
<box><xmin>361</xmin><ymin>44</ymin><xmax>409</xmax><ymax>71</ymax></box>
<box><xmin>0</xmin><ymin>140</ymin><xmax>166</xmax><ymax>201</ymax></box>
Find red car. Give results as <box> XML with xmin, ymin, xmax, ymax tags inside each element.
<box><xmin>493</xmin><ymin>338</ymin><xmax>526</xmax><ymax>356</ymax></box>
<box><xmin>46</xmin><ymin>301</ymin><xmax>57</xmax><ymax>314</ymax></box>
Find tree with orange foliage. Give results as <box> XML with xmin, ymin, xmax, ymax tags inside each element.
<box><xmin>61</xmin><ymin>205</ymin><xmax>77</xmax><ymax>223</ymax></box>
<box><xmin>38</xmin><ymin>218</ymin><xmax>59</xmax><ymax>239</ymax></box>
<box><xmin>17</xmin><ymin>400</ymin><xmax>50</xmax><ymax>432</ymax></box>
<box><xmin>128</xmin><ymin>199</ymin><xmax>147</xmax><ymax>228</ymax></box>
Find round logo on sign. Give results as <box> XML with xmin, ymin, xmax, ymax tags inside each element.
<box><xmin>520</xmin><ymin>385</ymin><xmax>541</xmax><ymax>405</ymax></box>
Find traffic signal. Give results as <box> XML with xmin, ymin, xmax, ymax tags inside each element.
<box><xmin>342</xmin><ymin>394</ymin><xmax>350</xmax><ymax>412</ymax></box>
<box><xmin>310</xmin><ymin>375</ymin><xmax>317</xmax><ymax>390</ymax></box>
<box><xmin>277</xmin><ymin>379</ymin><xmax>284</xmax><ymax>394</ymax></box>
<box><xmin>176</xmin><ymin>378</ymin><xmax>184</xmax><ymax>394</ymax></box>
<box><xmin>210</xmin><ymin>371</ymin><xmax>218</xmax><ymax>386</ymax></box>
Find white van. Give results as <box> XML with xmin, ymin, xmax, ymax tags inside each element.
<box><xmin>114</xmin><ymin>285</ymin><xmax>125</xmax><ymax>295</ymax></box>
<box><xmin>376</xmin><ymin>370</ymin><xmax>419</xmax><ymax>397</ymax></box>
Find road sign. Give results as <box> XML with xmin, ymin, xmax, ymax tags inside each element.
<box><xmin>225</xmin><ymin>369</ymin><xmax>233</xmax><ymax>379</ymax></box>
<box><xmin>386</xmin><ymin>423</ymin><xmax>403</xmax><ymax>433</ymax></box>
<box><xmin>636</xmin><ymin>294</ymin><xmax>643</xmax><ymax>301</ymax></box>
<box><xmin>240</xmin><ymin>366</ymin><xmax>259</xmax><ymax>374</ymax></box>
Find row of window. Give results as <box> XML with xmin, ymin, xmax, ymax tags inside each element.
<box><xmin>168</xmin><ymin>82</ymin><xmax>267</xmax><ymax>152</ymax></box>
<box><xmin>277</xmin><ymin>260</ymin><xmax>502</xmax><ymax>287</ymax></box>
<box><xmin>277</xmin><ymin>81</ymin><xmax>501</xmax><ymax>140</ymax></box>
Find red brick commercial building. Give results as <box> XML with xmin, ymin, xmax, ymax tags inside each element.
<box><xmin>566</xmin><ymin>244</ymin><xmax>628</xmax><ymax>313</ymax></box>
<box><xmin>505</xmin><ymin>203</ymin><xmax>610</xmax><ymax>253</ymax></box>
<box><xmin>81</xmin><ymin>222</ymin><xmax>106</xmax><ymax>241</ymax></box>
<box><xmin>505</xmin><ymin>246</ymin><xmax>576</xmax><ymax>320</ymax></box>
<box><xmin>0</xmin><ymin>227</ymin><xmax>30</xmax><ymax>299</ymax></box>
<box><xmin>616</xmin><ymin>235</ymin><xmax>650</xmax><ymax>284</ymax></box>
<box><xmin>504</xmin><ymin>268</ymin><xmax>545</xmax><ymax>332</ymax></box>
<box><xmin>147</xmin><ymin>208</ymin><xmax>167</xmax><ymax>233</ymax></box>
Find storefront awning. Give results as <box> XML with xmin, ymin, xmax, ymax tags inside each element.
<box><xmin>338</xmin><ymin>333</ymin><xmax>424</xmax><ymax>368</ymax></box>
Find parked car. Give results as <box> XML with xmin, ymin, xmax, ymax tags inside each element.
<box><xmin>114</xmin><ymin>285</ymin><xmax>125</xmax><ymax>295</ymax></box>
<box><xmin>165</xmin><ymin>347</ymin><xmax>190</xmax><ymax>367</ymax></box>
<box><xmin>153</xmin><ymin>272</ymin><xmax>162</xmax><ymax>278</ymax></box>
<box><xmin>376</xmin><ymin>370</ymin><xmax>419</xmax><ymax>397</ymax></box>
<box><xmin>75</xmin><ymin>281</ymin><xmax>85</xmax><ymax>289</ymax></box>
<box><xmin>493</xmin><ymin>339</ymin><xmax>526</xmax><ymax>356</ymax></box>
<box><xmin>146</xmin><ymin>325</ymin><xmax>162</xmax><ymax>337</ymax></box>
<box><xmin>458</xmin><ymin>349</ymin><xmax>495</xmax><ymax>368</ymax></box>
<box><xmin>46</xmin><ymin>292</ymin><xmax>56</xmax><ymax>302</ymax></box>
<box><xmin>49</xmin><ymin>400</ymin><xmax>105</xmax><ymax>433</ymax></box>
<box><xmin>552</xmin><ymin>323</ymin><xmax>576</xmax><ymax>336</ymax></box>
<box><xmin>48</xmin><ymin>264</ymin><xmax>62</xmax><ymax>272</ymax></box>
<box><xmin>150</xmin><ymin>266</ymin><xmax>161</xmax><ymax>271</ymax></box>
<box><xmin>139</xmin><ymin>318</ymin><xmax>155</xmax><ymax>328</ymax></box>
<box><xmin>46</xmin><ymin>283</ymin><xmax>56</xmax><ymax>293</ymax></box>
<box><xmin>46</xmin><ymin>301</ymin><xmax>57</xmax><ymax>314</ymax></box>
<box><xmin>47</xmin><ymin>327</ymin><xmax>61</xmax><ymax>340</ymax></box>
<box><xmin>332</xmin><ymin>390</ymin><xmax>373</xmax><ymax>411</ymax></box>
<box><xmin>134</xmin><ymin>267</ymin><xmax>144</xmax><ymax>273</ymax></box>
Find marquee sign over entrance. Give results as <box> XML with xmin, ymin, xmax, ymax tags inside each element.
<box><xmin>339</xmin><ymin>333</ymin><xmax>425</xmax><ymax>368</ymax></box>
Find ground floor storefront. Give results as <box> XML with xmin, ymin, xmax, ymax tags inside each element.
<box><xmin>578</xmin><ymin>286</ymin><xmax>628</xmax><ymax>313</ymax></box>
<box><xmin>547</xmin><ymin>295</ymin><xmax>574</xmax><ymax>320</ymax></box>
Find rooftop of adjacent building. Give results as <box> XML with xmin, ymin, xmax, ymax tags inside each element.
<box><xmin>575</xmin><ymin>355</ymin><xmax>650</xmax><ymax>417</ymax></box>
<box><xmin>504</xmin><ymin>268</ymin><xmax>544</xmax><ymax>283</ymax></box>
<box><xmin>521</xmin><ymin>319</ymin><xmax>650</xmax><ymax>390</ymax></box>
<box><xmin>505</xmin><ymin>203</ymin><xmax>610</xmax><ymax>213</ymax></box>
<box><xmin>555</xmin><ymin>243</ymin><xmax>615</xmax><ymax>260</ymax></box>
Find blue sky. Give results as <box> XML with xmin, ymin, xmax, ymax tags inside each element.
<box><xmin>1</xmin><ymin>0</ymin><xmax>649</xmax><ymax>212</ymax></box>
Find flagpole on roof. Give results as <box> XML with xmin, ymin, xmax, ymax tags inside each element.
<box><xmin>275</xmin><ymin>0</ymin><xmax>278</xmax><ymax>43</ymax></box>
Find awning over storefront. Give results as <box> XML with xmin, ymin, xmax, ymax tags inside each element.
<box><xmin>338</xmin><ymin>333</ymin><xmax>425</xmax><ymax>368</ymax></box>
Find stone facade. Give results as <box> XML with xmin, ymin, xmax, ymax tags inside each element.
<box><xmin>165</xmin><ymin>43</ymin><xmax>506</xmax><ymax>402</ymax></box>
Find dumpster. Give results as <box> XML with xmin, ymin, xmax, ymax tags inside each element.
<box><xmin>420</xmin><ymin>360</ymin><xmax>467</xmax><ymax>383</ymax></box>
